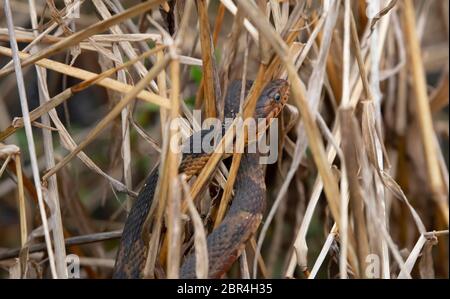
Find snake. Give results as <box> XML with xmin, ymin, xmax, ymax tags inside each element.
<box><xmin>113</xmin><ymin>79</ymin><xmax>290</xmax><ymax>278</ymax></box>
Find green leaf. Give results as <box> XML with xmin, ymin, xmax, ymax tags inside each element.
<box><xmin>190</xmin><ymin>66</ymin><xmax>203</xmax><ymax>84</ymax></box>
<box><xmin>185</xmin><ymin>95</ymin><xmax>195</xmax><ymax>109</ymax></box>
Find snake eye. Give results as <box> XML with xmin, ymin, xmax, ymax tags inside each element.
<box><xmin>274</xmin><ymin>93</ymin><xmax>281</xmax><ymax>102</ymax></box>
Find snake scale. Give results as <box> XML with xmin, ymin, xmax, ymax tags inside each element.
<box><xmin>113</xmin><ymin>79</ymin><xmax>289</xmax><ymax>278</ymax></box>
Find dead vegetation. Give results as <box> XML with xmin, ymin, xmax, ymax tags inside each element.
<box><xmin>0</xmin><ymin>0</ymin><xmax>448</xmax><ymax>279</ymax></box>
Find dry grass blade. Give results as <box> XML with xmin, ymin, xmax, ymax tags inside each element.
<box><xmin>14</xmin><ymin>153</ymin><xmax>26</xmax><ymax>247</ymax></box>
<box><xmin>0</xmin><ymin>89</ymin><xmax>72</xmax><ymax>142</ymax></box>
<box><xmin>197</xmin><ymin>0</ymin><xmax>220</xmax><ymax>118</ymax></box>
<box><xmin>0</xmin><ymin>145</ymin><xmax>26</xmax><ymax>247</ymax></box>
<box><xmin>308</xmin><ymin>224</ymin><xmax>338</xmax><ymax>279</ymax></box>
<box><xmin>0</xmin><ymin>0</ymin><xmax>166</xmax><ymax>78</ymax></box>
<box><xmin>369</xmin><ymin>0</ymin><xmax>398</xmax><ymax>33</ymax></box>
<box><xmin>42</xmin><ymin>55</ymin><xmax>171</xmax><ymax>182</ymax></box>
<box><xmin>144</xmin><ymin>1</ymin><xmax>195</xmax><ymax>278</ymax></box>
<box><xmin>195</xmin><ymin>2</ymin><xmax>225</xmax><ymax>111</ymax></box>
<box><xmin>0</xmin><ymin>230</ymin><xmax>123</xmax><ymax>261</ymax></box>
<box><xmin>402</xmin><ymin>0</ymin><xmax>449</xmax><ymax>226</ymax></box>
<box><xmin>29</xmin><ymin>1</ymin><xmax>69</xmax><ymax>277</ymax></box>
<box><xmin>165</xmin><ymin>57</ymin><xmax>182</xmax><ymax>278</ymax></box>
<box><xmin>430</xmin><ymin>70</ymin><xmax>449</xmax><ymax>113</ymax></box>
<box><xmin>3</xmin><ymin>0</ymin><xmax>57</xmax><ymax>278</ymax></box>
<box><xmin>397</xmin><ymin>230</ymin><xmax>448</xmax><ymax>278</ymax></box>
<box><xmin>340</xmin><ymin>109</ymin><xmax>371</xmax><ymax>277</ymax></box>
<box><xmin>181</xmin><ymin>176</ymin><xmax>208</xmax><ymax>278</ymax></box>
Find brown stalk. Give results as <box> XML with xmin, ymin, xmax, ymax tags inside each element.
<box><xmin>0</xmin><ymin>146</ymin><xmax>27</xmax><ymax>247</ymax></box>
<box><xmin>430</xmin><ymin>71</ymin><xmax>449</xmax><ymax>114</ymax></box>
<box><xmin>181</xmin><ymin>176</ymin><xmax>209</xmax><ymax>278</ymax></box>
<box><xmin>402</xmin><ymin>0</ymin><xmax>449</xmax><ymax>225</ymax></box>
<box><xmin>142</xmin><ymin>48</ymin><xmax>172</xmax><ymax>278</ymax></box>
<box><xmin>250</xmin><ymin>238</ymin><xmax>268</xmax><ymax>278</ymax></box>
<box><xmin>197</xmin><ymin>0</ymin><xmax>220</xmax><ymax>118</ymax></box>
<box><xmin>316</xmin><ymin>23</ymin><xmax>342</xmax><ymax>104</ymax></box>
<box><xmin>339</xmin><ymin>108</ymin><xmax>370</xmax><ymax>278</ymax></box>
<box><xmin>14</xmin><ymin>153</ymin><xmax>27</xmax><ymax>248</ymax></box>
<box><xmin>217</xmin><ymin>2</ymin><xmax>245</xmax><ymax>102</ymax></box>
<box><xmin>194</xmin><ymin>3</ymin><xmax>225</xmax><ymax>110</ymax></box>
<box><xmin>264</xmin><ymin>13</ymin><xmax>304</xmax><ymax>82</ymax></box>
<box><xmin>148</xmin><ymin>1</ymin><xmax>197</xmax><ymax>274</ymax></box>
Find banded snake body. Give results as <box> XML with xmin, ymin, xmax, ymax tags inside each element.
<box><xmin>113</xmin><ymin>79</ymin><xmax>290</xmax><ymax>278</ymax></box>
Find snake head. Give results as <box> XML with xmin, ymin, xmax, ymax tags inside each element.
<box><xmin>255</xmin><ymin>79</ymin><xmax>290</xmax><ymax>120</ymax></box>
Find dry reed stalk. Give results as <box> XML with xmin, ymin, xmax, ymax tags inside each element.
<box><xmin>29</xmin><ymin>0</ymin><xmax>70</xmax><ymax>278</ymax></box>
<box><xmin>144</xmin><ymin>1</ymin><xmax>195</xmax><ymax>278</ymax></box>
<box><xmin>3</xmin><ymin>0</ymin><xmax>57</xmax><ymax>278</ymax></box>
<box><xmin>249</xmin><ymin>237</ymin><xmax>268</xmax><ymax>278</ymax></box>
<box><xmin>430</xmin><ymin>71</ymin><xmax>449</xmax><ymax>113</ymax></box>
<box><xmin>217</xmin><ymin>2</ymin><xmax>245</xmax><ymax>102</ymax></box>
<box><xmin>239</xmin><ymin>250</ymin><xmax>250</xmax><ymax>279</ymax></box>
<box><xmin>197</xmin><ymin>0</ymin><xmax>220</xmax><ymax>118</ymax></box>
<box><xmin>402</xmin><ymin>0</ymin><xmax>449</xmax><ymax>226</ymax></box>
<box><xmin>14</xmin><ymin>154</ymin><xmax>26</xmax><ymax>247</ymax></box>
<box><xmin>308</xmin><ymin>224</ymin><xmax>338</xmax><ymax>279</ymax></box>
<box><xmin>339</xmin><ymin>108</ymin><xmax>370</xmax><ymax>277</ymax></box>
<box><xmin>165</xmin><ymin>57</ymin><xmax>182</xmax><ymax>278</ymax></box>
<box><xmin>181</xmin><ymin>175</ymin><xmax>209</xmax><ymax>278</ymax></box>
<box><xmin>194</xmin><ymin>2</ymin><xmax>225</xmax><ymax>110</ymax></box>
<box><xmin>214</xmin><ymin>29</ymin><xmax>250</xmax><ymax>228</ymax></box>
<box><xmin>0</xmin><ymin>145</ymin><xmax>27</xmax><ymax>247</ymax></box>
<box><xmin>141</xmin><ymin>48</ymin><xmax>170</xmax><ymax>278</ymax></box>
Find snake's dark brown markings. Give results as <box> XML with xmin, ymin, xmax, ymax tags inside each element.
<box><xmin>113</xmin><ymin>79</ymin><xmax>290</xmax><ymax>279</ymax></box>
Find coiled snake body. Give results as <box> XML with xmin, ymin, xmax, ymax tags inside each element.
<box><xmin>113</xmin><ymin>79</ymin><xmax>289</xmax><ymax>278</ymax></box>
